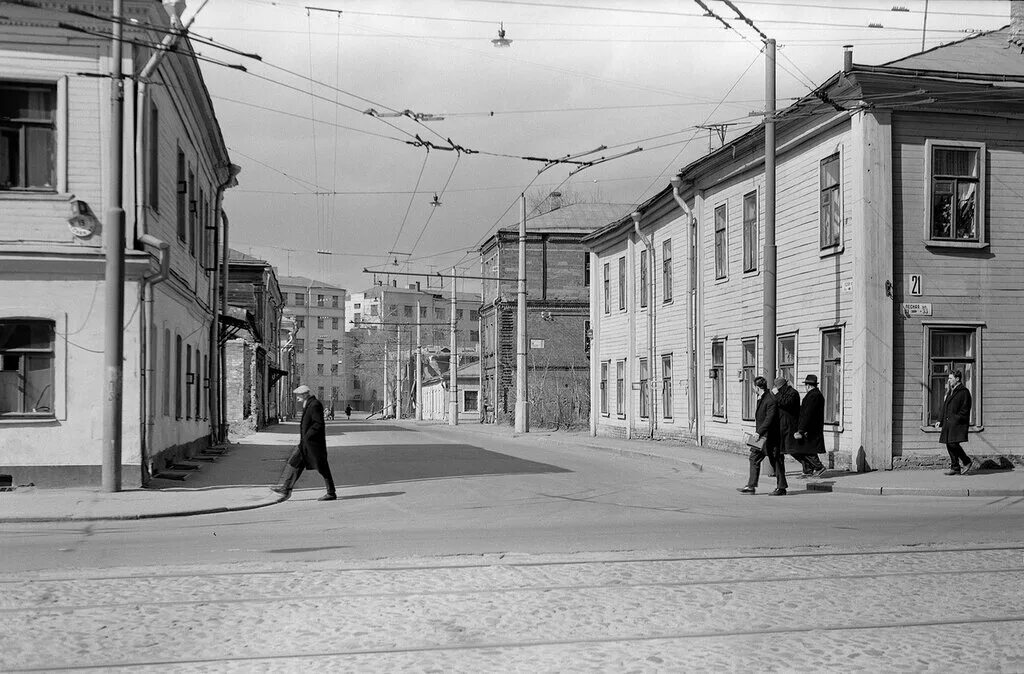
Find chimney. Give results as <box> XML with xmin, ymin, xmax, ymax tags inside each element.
<box><xmin>1012</xmin><ymin>0</ymin><xmax>1024</xmax><ymax>49</ymax></box>
<box><xmin>843</xmin><ymin>44</ymin><xmax>853</xmax><ymax>73</ymax></box>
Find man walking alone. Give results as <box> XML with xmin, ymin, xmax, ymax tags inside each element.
<box><xmin>935</xmin><ymin>370</ymin><xmax>974</xmax><ymax>475</ymax></box>
<box><xmin>272</xmin><ymin>385</ymin><xmax>337</xmax><ymax>501</ymax></box>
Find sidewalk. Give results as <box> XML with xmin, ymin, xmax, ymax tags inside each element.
<box><xmin>2</xmin><ymin>420</ymin><xmax>1021</xmax><ymax>523</ymax></box>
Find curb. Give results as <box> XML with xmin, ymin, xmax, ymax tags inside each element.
<box><xmin>0</xmin><ymin>492</ymin><xmax>287</xmax><ymax>524</ymax></box>
<box><xmin>807</xmin><ymin>482</ymin><xmax>1024</xmax><ymax>497</ymax></box>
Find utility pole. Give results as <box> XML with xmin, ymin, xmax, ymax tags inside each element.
<box><xmin>415</xmin><ymin>299</ymin><xmax>423</xmax><ymax>420</ymax></box>
<box><xmin>396</xmin><ymin>324</ymin><xmax>402</xmax><ymax>418</ymax></box>
<box><xmin>448</xmin><ymin>266</ymin><xmax>458</xmax><ymax>425</ymax></box>
<box><xmin>102</xmin><ymin>0</ymin><xmax>126</xmax><ymax>491</ymax></box>
<box><xmin>515</xmin><ymin>194</ymin><xmax>529</xmax><ymax>433</ymax></box>
<box><xmin>763</xmin><ymin>38</ymin><xmax>777</xmax><ymax>381</ymax></box>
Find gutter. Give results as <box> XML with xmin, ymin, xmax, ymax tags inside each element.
<box><xmin>631</xmin><ymin>211</ymin><xmax>655</xmax><ymax>440</ymax></box>
<box><xmin>137</xmin><ymin>234</ymin><xmax>170</xmax><ymax>482</ymax></box>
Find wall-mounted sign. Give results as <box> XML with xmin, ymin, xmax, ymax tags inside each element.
<box><xmin>530</xmin><ymin>339</ymin><xmax>545</xmax><ymax>349</ymax></box>
<box><xmin>908</xmin><ymin>274</ymin><xmax>923</xmax><ymax>296</ymax></box>
<box><xmin>842</xmin><ymin>279</ymin><xmax>853</xmax><ymax>293</ymax></box>
<box><xmin>902</xmin><ymin>302</ymin><xmax>932</xmax><ymax>317</ymax></box>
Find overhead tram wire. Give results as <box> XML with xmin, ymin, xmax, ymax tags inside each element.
<box><xmin>388</xmin><ymin>150</ymin><xmax>432</xmax><ymax>256</ymax></box>
<box><xmin>407</xmin><ymin>152</ymin><xmax>463</xmax><ymax>257</ymax></box>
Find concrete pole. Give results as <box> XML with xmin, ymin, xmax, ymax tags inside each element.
<box><xmin>415</xmin><ymin>299</ymin><xmax>423</xmax><ymax>420</ymax></box>
<box><xmin>763</xmin><ymin>38</ymin><xmax>777</xmax><ymax>381</ymax></box>
<box><xmin>515</xmin><ymin>194</ymin><xmax>529</xmax><ymax>433</ymax></box>
<box><xmin>448</xmin><ymin>267</ymin><xmax>459</xmax><ymax>425</ymax></box>
<box><xmin>396</xmin><ymin>324</ymin><xmax>402</xmax><ymax>418</ymax></box>
<box><xmin>102</xmin><ymin>0</ymin><xmax>126</xmax><ymax>491</ymax></box>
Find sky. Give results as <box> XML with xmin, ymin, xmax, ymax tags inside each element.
<box><xmin>187</xmin><ymin>0</ymin><xmax>1012</xmax><ymax>294</ymax></box>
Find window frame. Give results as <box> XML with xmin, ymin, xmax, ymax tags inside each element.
<box><xmin>714</xmin><ymin>204</ymin><xmax>728</xmax><ymax>280</ymax></box>
<box><xmin>922</xmin><ymin>321</ymin><xmax>984</xmax><ymax>430</ymax></box>
<box><xmin>711</xmin><ymin>339</ymin><xmax>726</xmax><ymax>419</ymax></box>
<box><xmin>819</xmin><ymin>152</ymin><xmax>842</xmax><ymax>251</ymax></box>
<box><xmin>777</xmin><ymin>333</ymin><xmax>797</xmax><ymax>386</ymax></box>
<box><xmin>600</xmin><ymin>360</ymin><xmax>610</xmax><ymax>416</ymax></box>
<box><xmin>616</xmin><ymin>359</ymin><xmax>625</xmax><ymax>417</ymax></box>
<box><xmin>662</xmin><ymin>239</ymin><xmax>672</xmax><ymax>303</ymax></box>
<box><xmin>820</xmin><ymin>327</ymin><xmax>843</xmax><ymax>428</ymax></box>
<box><xmin>742</xmin><ymin>190</ymin><xmax>758</xmax><ymax>273</ymax></box>
<box><xmin>638</xmin><ymin>357</ymin><xmax>649</xmax><ymax>419</ymax></box>
<box><xmin>661</xmin><ymin>353</ymin><xmax>673</xmax><ymax>420</ymax></box>
<box><xmin>617</xmin><ymin>256</ymin><xmax>626</xmax><ymax>311</ymax></box>
<box><xmin>741</xmin><ymin>338</ymin><xmax>757</xmax><ymax>421</ymax></box>
<box><xmin>148</xmin><ymin>104</ymin><xmax>159</xmax><ymax>210</ymax></box>
<box><xmin>924</xmin><ymin>139</ymin><xmax>986</xmax><ymax>248</ymax></box>
<box><xmin>639</xmin><ymin>249</ymin><xmax>648</xmax><ymax>309</ymax></box>
<box><xmin>603</xmin><ymin>262</ymin><xmax>610</xmax><ymax>314</ymax></box>
<box><xmin>0</xmin><ymin>319</ymin><xmax>56</xmax><ymax>418</ymax></box>
<box><xmin>0</xmin><ymin>80</ymin><xmax>58</xmax><ymax>192</ymax></box>
<box><xmin>463</xmin><ymin>389</ymin><xmax>479</xmax><ymax>412</ymax></box>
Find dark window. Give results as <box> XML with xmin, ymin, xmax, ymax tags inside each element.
<box><xmin>175</xmin><ymin>335</ymin><xmax>182</xmax><ymax>418</ymax></box>
<box><xmin>615</xmin><ymin>360</ymin><xmax>624</xmax><ymax>416</ymax></box>
<box><xmin>822</xmin><ymin>329</ymin><xmax>842</xmax><ymax>425</ymax></box>
<box><xmin>777</xmin><ymin>335</ymin><xmax>796</xmax><ymax>385</ymax></box>
<box><xmin>639</xmin><ymin>250</ymin><xmax>648</xmax><ymax>308</ymax></box>
<box><xmin>0</xmin><ymin>320</ymin><xmax>55</xmax><ymax>417</ymax></box>
<box><xmin>741</xmin><ymin>339</ymin><xmax>757</xmax><ymax>421</ymax></box>
<box><xmin>930</xmin><ymin>146</ymin><xmax>979</xmax><ymax>242</ymax></box>
<box><xmin>600</xmin><ymin>361</ymin><xmax>609</xmax><ymax>414</ymax></box>
<box><xmin>820</xmin><ymin>153</ymin><xmax>841</xmax><ymax>249</ymax></box>
<box><xmin>187</xmin><ymin>169</ymin><xmax>196</xmax><ymax>256</ymax></box>
<box><xmin>618</xmin><ymin>257</ymin><xmax>626</xmax><ymax>311</ymax></box>
<box><xmin>295</xmin><ymin>293</ymin><xmax>305</xmax><ymax>306</ymax></box>
<box><xmin>603</xmin><ymin>263</ymin><xmax>610</xmax><ymax>314</ymax></box>
<box><xmin>743</xmin><ymin>191</ymin><xmax>758</xmax><ymax>272</ymax></box>
<box><xmin>176</xmin><ymin>151</ymin><xmax>186</xmax><ymax>241</ymax></box>
<box><xmin>661</xmin><ymin>354</ymin><xmax>673</xmax><ymax>419</ymax></box>
<box><xmin>639</xmin><ymin>358</ymin><xmax>649</xmax><ymax>419</ymax></box>
<box><xmin>464</xmin><ymin>390</ymin><xmax>479</xmax><ymax>412</ymax></box>
<box><xmin>583</xmin><ymin>253</ymin><xmax>590</xmax><ymax>286</ymax></box>
<box><xmin>714</xmin><ymin>205</ymin><xmax>727</xmax><ymax>279</ymax></box>
<box><xmin>0</xmin><ymin>82</ymin><xmax>56</xmax><ymax>190</ymax></box>
<box><xmin>711</xmin><ymin>340</ymin><xmax>725</xmax><ymax>418</ymax></box>
<box><xmin>185</xmin><ymin>344</ymin><xmax>192</xmax><ymax>419</ymax></box>
<box><xmin>662</xmin><ymin>240</ymin><xmax>672</xmax><ymax>302</ymax></box>
<box><xmin>148</xmin><ymin>105</ymin><xmax>159</xmax><ymax>209</ymax></box>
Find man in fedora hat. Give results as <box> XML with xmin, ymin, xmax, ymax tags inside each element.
<box><xmin>272</xmin><ymin>384</ymin><xmax>337</xmax><ymax>501</ymax></box>
<box><xmin>791</xmin><ymin>374</ymin><xmax>827</xmax><ymax>478</ymax></box>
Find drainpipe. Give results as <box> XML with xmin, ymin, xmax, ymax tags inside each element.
<box><xmin>137</xmin><ymin>234</ymin><xmax>170</xmax><ymax>482</ymax></box>
<box><xmin>670</xmin><ymin>176</ymin><xmax>699</xmax><ymax>438</ymax></box>
<box><xmin>212</xmin><ymin>167</ymin><xmax>240</xmax><ymax>443</ymax></box>
<box><xmin>631</xmin><ymin>211</ymin><xmax>655</xmax><ymax>439</ymax></box>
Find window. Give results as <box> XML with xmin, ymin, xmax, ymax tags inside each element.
<box><xmin>611</xmin><ymin>360</ymin><xmax>623</xmax><ymax>416</ymax></box>
<box><xmin>295</xmin><ymin>338</ymin><xmax>304</xmax><ymax>353</ymax></box>
<box><xmin>0</xmin><ymin>320</ymin><xmax>54</xmax><ymax>417</ymax></box>
<box><xmin>331</xmin><ymin>339</ymin><xmax>338</xmax><ymax>354</ymax></box>
<box><xmin>639</xmin><ymin>358</ymin><xmax>650</xmax><ymax>419</ymax></box>
<box><xmin>741</xmin><ymin>339</ymin><xmax>757</xmax><ymax>421</ymax></box>
<box><xmin>187</xmin><ymin>169</ymin><xmax>196</xmax><ymax>256</ymax></box>
<box><xmin>928</xmin><ymin>143</ymin><xmax>982</xmax><ymax>243</ymax></box>
<box><xmin>317</xmin><ymin>364</ymin><xmax>324</xmax><ymax>375</ymax></box>
<box><xmin>661</xmin><ymin>354</ymin><xmax>673</xmax><ymax>419</ymax></box>
<box><xmin>618</xmin><ymin>257</ymin><xmax>626</xmax><ymax>311</ymax></box>
<box><xmin>603</xmin><ymin>263</ymin><xmax>610</xmax><ymax>314</ymax></box>
<box><xmin>295</xmin><ymin>293</ymin><xmax>305</xmax><ymax>307</ymax></box>
<box><xmin>470</xmin><ymin>329</ymin><xmax>479</xmax><ymax>342</ymax></box>
<box><xmin>317</xmin><ymin>295</ymin><xmax>326</xmax><ymax>307</ymax></box>
<box><xmin>470</xmin><ymin>310</ymin><xmax>479</xmax><ymax>321</ymax></box>
<box><xmin>332</xmin><ymin>317</ymin><xmax>339</xmax><ymax>330</ymax></box>
<box><xmin>821</xmin><ymin>328</ymin><xmax>842</xmax><ymax>425</ymax></box>
<box><xmin>176</xmin><ymin>150</ymin><xmax>186</xmax><ymax>241</ymax></box>
<box><xmin>404</xmin><ymin>305</ymin><xmax>412</xmax><ymax>318</ymax></box>
<box><xmin>777</xmin><ymin>335</ymin><xmax>796</xmax><ymax>385</ymax></box>
<box><xmin>926</xmin><ymin>326</ymin><xmax>979</xmax><ymax>426</ymax></box>
<box><xmin>714</xmin><ymin>204</ymin><xmax>727</xmax><ymax>279</ymax></box>
<box><xmin>743</xmin><ymin>191</ymin><xmax>758</xmax><ymax>272</ymax></box>
<box><xmin>420</xmin><ymin>306</ymin><xmax>427</xmax><ymax>319</ymax></box>
<box><xmin>820</xmin><ymin>153</ymin><xmax>841</xmax><ymax>249</ymax></box>
<box><xmin>600</xmin><ymin>361</ymin><xmax>609</xmax><ymax>415</ymax></box>
<box><xmin>464</xmin><ymin>390</ymin><xmax>479</xmax><ymax>412</ymax></box>
<box><xmin>163</xmin><ymin>328</ymin><xmax>171</xmax><ymax>416</ymax></box>
<box><xmin>331</xmin><ymin>386</ymin><xmax>339</xmax><ymax>401</ymax></box>
<box><xmin>354</xmin><ymin>303</ymin><xmax>361</xmax><ymax>310</ymax></box>
<box><xmin>662</xmin><ymin>240</ymin><xmax>672</xmax><ymax>302</ymax></box>
<box><xmin>711</xmin><ymin>340</ymin><xmax>725</xmax><ymax>418</ymax></box>
<box><xmin>202</xmin><ymin>355</ymin><xmax>209</xmax><ymax>419</ymax></box>
<box><xmin>295</xmin><ymin>317</ymin><xmax>304</xmax><ymax>329</ymax></box>
<box><xmin>194</xmin><ymin>348</ymin><xmax>201</xmax><ymax>419</ymax></box>
<box><xmin>197</xmin><ymin>189</ymin><xmax>206</xmax><ymax>264</ymax></box>
<box><xmin>434</xmin><ymin>308</ymin><xmax>444</xmax><ymax>320</ymax></box>
<box><xmin>352</xmin><ymin>313</ymin><xmax>361</xmax><ymax>325</ymax></box>
<box><xmin>332</xmin><ymin>295</ymin><xmax>339</xmax><ymax>308</ymax></box>
<box><xmin>316</xmin><ymin>338</ymin><xmax>324</xmax><ymax>354</ymax></box>
<box><xmin>148</xmin><ymin>105</ymin><xmax>159</xmax><ymax>209</ymax></box>
<box><xmin>185</xmin><ymin>344</ymin><xmax>192</xmax><ymax>419</ymax></box>
<box><xmin>0</xmin><ymin>82</ymin><xmax>56</xmax><ymax>190</ymax></box>
<box><xmin>353</xmin><ymin>377</ymin><xmax>360</xmax><ymax>389</ymax></box>
<box><xmin>639</xmin><ymin>250</ymin><xmax>648</xmax><ymax>308</ymax></box>
<box><xmin>370</xmin><ymin>304</ymin><xmax>379</xmax><ymax>317</ymax></box>
<box><xmin>317</xmin><ymin>317</ymin><xmax>325</xmax><ymax>330</ymax></box>
<box><xmin>317</xmin><ymin>386</ymin><xmax>324</xmax><ymax>399</ymax></box>
<box><xmin>583</xmin><ymin>320</ymin><xmax>591</xmax><ymax>355</ymax></box>
<box><xmin>330</xmin><ymin>363</ymin><xmax>338</xmax><ymax>375</ymax></box>
<box><xmin>584</xmin><ymin>253</ymin><xmax>590</xmax><ymax>286</ymax></box>
<box><xmin>457</xmin><ymin>309</ymin><xmax>464</xmax><ymax>320</ymax></box>
<box><xmin>175</xmin><ymin>335</ymin><xmax>182</xmax><ymax>418</ymax></box>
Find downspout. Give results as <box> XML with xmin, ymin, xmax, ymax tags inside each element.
<box><xmin>212</xmin><ymin>167</ymin><xmax>240</xmax><ymax>443</ymax></box>
<box><xmin>670</xmin><ymin>176</ymin><xmax>699</xmax><ymax>439</ymax></box>
<box><xmin>138</xmin><ymin>234</ymin><xmax>170</xmax><ymax>482</ymax></box>
<box><xmin>631</xmin><ymin>211</ymin><xmax>655</xmax><ymax>439</ymax></box>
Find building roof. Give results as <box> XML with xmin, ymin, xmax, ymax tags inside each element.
<box><xmin>497</xmin><ymin>202</ymin><xmax>634</xmax><ymax>234</ymax></box>
<box><xmin>228</xmin><ymin>248</ymin><xmax>270</xmax><ymax>265</ymax></box>
<box><xmin>277</xmin><ymin>275</ymin><xmax>345</xmax><ymax>292</ymax></box>
<box><xmin>884</xmin><ymin>26</ymin><xmax>1024</xmax><ymax>77</ymax></box>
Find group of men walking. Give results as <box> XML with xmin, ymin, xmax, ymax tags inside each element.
<box><xmin>740</xmin><ymin>374</ymin><xmax>828</xmax><ymax>496</ymax></box>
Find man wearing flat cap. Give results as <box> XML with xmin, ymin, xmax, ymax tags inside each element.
<box><xmin>791</xmin><ymin>374</ymin><xmax>827</xmax><ymax>478</ymax></box>
<box><xmin>272</xmin><ymin>384</ymin><xmax>337</xmax><ymax>501</ymax></box>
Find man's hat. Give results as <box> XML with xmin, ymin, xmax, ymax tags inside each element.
<box><xmin>773</xmin><ymin>376</ymin><xmax>787</xmax><ymax>388</ymax></box>
<box><xmin>803</xmin><ymin>374</ymin><xmax>819</xmax><ymax>386</ymax></box>
<box><xmin>293</xmin><ymin>384</ymin><xmax>311</xmax><ymax>395</ymax></box>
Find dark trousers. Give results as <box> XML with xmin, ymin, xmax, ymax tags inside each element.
<box><xmin>748</xmin><ymin>447</ymin><xmax>788</xmax><ymax>490</ymax></box>
<box><xmin>282</xmin><ymin>446</ymin><xmax>336</xmax><ymax>495</ymax></box>
<box><xmin>796</xmin><ymin>454</ymin><xmax>825</xmax><ymax>473</ymax></box>
<box><xmin>945</xmin><ymin>443</ymin><xmax>971</xmax><ymax>469</ymax></box>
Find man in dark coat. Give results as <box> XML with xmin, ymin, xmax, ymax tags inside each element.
<box><xmin>739</xmin><ymin>376</ymin><xmax>787</xmax><ymax>495</ymax></box>
<box><xmin>935</xmin><ymin>370</ymin><xmax>974</xmax><ymax>475</ymax></box>
<box><xmin>772</xmin><ymin>375</ymin><xmax>800</xmax><ymax>495</ymax></box>
<box><xmin>792</xmin><ymin>374</ymin><xmax>827</xmax><ymax>478</ymax></box>
<box><xmin>272</xmin><ymin>385</ymin><xmax>337</xmax><ymax>501</ymax></box>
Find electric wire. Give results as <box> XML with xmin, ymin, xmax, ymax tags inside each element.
<box><xmin>389</xmin><ymin>150</ymin><xmax>432</xmax><ymax>256</ymax></box>
<box><xmin>408</xmin><ymin>152</ymin><xmax>463</xmax><ymax>256</ymax></box>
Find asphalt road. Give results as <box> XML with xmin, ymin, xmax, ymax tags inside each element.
<box><xmin>1</xmin><ymin>422</ymin><xmax>1022</xmax><ymax>573</ymax></box>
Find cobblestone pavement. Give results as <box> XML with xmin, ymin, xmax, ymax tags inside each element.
<box><xmin>2</xmin><ymin>545</ymin><xmax>1023</xmax><ymax>672</ymax></box>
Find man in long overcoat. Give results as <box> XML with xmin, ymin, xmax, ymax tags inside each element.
<box><xmin>792</xmin><ymin>374</ymin><xmax>827</xmax><ymax>477</ymax></box>
<box><xmin>740</xmin><ymin>376</ymin><xmax>787</xmax><ymax>495</ymax></box>
<box><xmin>272</xmin><ymin>385</ymin><xmax>337</xmax><ymax>501</ymax></box>
<box><xmin>772</xmin><ymin>376</ymin><xmax>800</xmax><ymax>495</ymax></box>
<box><xmin>935</xmin><ymin>370</ymin><xmax>974</xmax><ymax>475</ymax></box>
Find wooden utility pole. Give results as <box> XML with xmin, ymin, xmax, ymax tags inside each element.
<box><xmin>515</xmin><ymin>194</ymin><xmax>529</xmax><ymax>433</ymax></box>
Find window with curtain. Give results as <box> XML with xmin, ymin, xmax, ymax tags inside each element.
<box><xmin>822</xmin><ymin>329</ymin><xmax>842</xmax><ymax>424</ymax></box>
<box><xmin>820</xmin><ymin>153</ymin><xmax>841</xmax><ymax>249</ymax></box>
<box><xmin>714</xmin><ymin>205</ymin><xmax>727</xmax><ymax>279</ymax></box>
<box><xmin>777</xmin><ymin>335</ymin><xmax>796</xmax><ymax>385</ymax></box>
<box><xmin>741</xmin><ymin>339</ymin><xmax>757</xmax><ymax>421</ymax></box>
<box><xmin>930</xmin><ymin>146</ymin><xmax>980</xmax><ymax>242</ymax></box>
<box><xmin>927</xmin><ymin>327</ymin><xmax>978</xmax><ymax>426</ymax></box>
<box><xmin>0</xmin><ymin>82</ymin><xmax>56</xmax><ymax>190</ymax></box>
<box><xmin>0</xmin><ymin>320</ymin><xmax>55</xmax><ymax>417</ymax></box>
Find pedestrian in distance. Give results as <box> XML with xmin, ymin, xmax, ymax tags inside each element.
<box><xmin>271</xmin><ymin>384</ymin><xmax>337</xmax><ymax>501</ymax></box>
<box><xmin>345</xmin><ymin>404</ymin><xmax>352</xmax><ymax>420</ymax></box>
<box><xmin>327</xmin><ymin>404</ymin><xmax>335</xmax><ymax>421</ymax></box>
<box><xmin>792</xmin><ymin>374</ymin><xmax>828</xmax><ymax>478</ymax></box>
<box><xmin>934</xmin><ymin>370</ymin><xmax>975</xmax><ymax>475</ymax></box>
<box><xmin>772</xmin><ymin>375</ymin><xmax>800</xmax><ymax>495</ymax></box>
<box><xmin>739</xmin><ymin>376</ymin><xmax>787</xmax><ymax>495</ymax></box>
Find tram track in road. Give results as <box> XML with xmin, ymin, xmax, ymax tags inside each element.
<box><xmin>2</xmin><ymin>545</ymin><xmax>1024</xmax><ymax>671</ymax></box>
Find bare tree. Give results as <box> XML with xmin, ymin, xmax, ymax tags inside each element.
<box><xmin>527</xmin><ymin>184</ymin><xmax>606</xmax><ymax>215</ymax></box>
